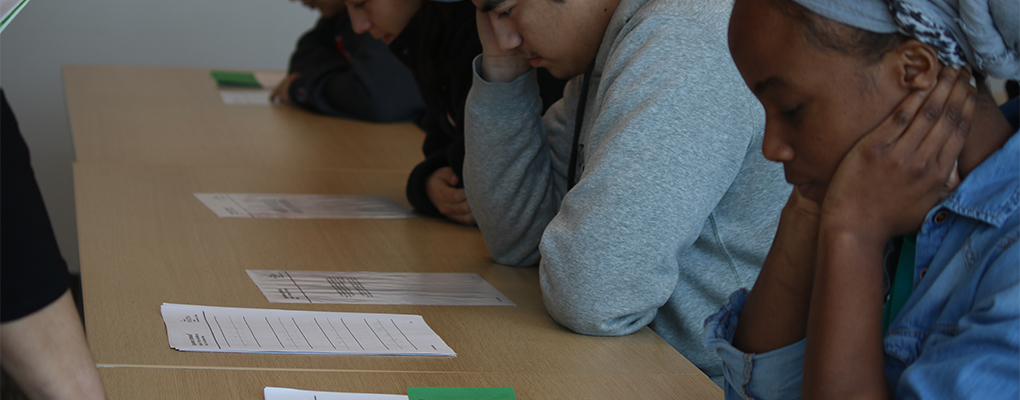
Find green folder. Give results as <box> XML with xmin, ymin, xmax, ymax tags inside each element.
<box><xmin>406</xmin><ymin>387</ymin><xmax>516</xmax><ymax>400</ymax></box>
<box><xmin>210</xmin><ymin>70</ymin><xmax>261</xmax><ymax>88</ymax></box>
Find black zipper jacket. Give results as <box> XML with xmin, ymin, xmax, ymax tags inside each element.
<box><xmin>392</xmin><ymin>2</ymin><xmax>566</xmax><ymax>218</ymax></box>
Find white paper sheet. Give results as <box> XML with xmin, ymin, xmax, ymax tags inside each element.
<box><xmin>194</xmin><ymin>193</ymin><xmax>415</xmax><ymax>219</ymax></box>
<box><xmin>247</xmin><ymin>270</ymin><xmax>515</xmax><ymax>306</ymax></box>
<box><xmin>161</xmin><ymin>303</ymin><xmax>455</xmax><ymax>356</ymax></box>
<box><xmin>219</xmin><ymin>89</ymin><xmax>272</xmax><ymax>105</ymax></box>
<box><xmin>265</xmin><ymin>387</ymin><xmax>408</xmax><ymax>400</ymax></box>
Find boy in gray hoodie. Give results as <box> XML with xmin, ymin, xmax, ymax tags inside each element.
<box><xmin>464</xmin><ymin>0</ymin><xmax>788</xmax><ymax>383</ymax></box>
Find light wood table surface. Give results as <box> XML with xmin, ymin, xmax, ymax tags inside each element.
<box><xmin>63</xmin><ymin>64</ymin><xmax>424</xmax><ymax>171</ymax></box>
<box><xmin>98</xmin><ymin>367</ymin><xmax>720</xmax><ymax>399</ymax></box>
<box><xmin>76</xmin><ymin>163</ymin><xmax>705</xmax><ymax>380</ymax></box>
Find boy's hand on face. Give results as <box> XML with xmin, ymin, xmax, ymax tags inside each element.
<box><xmin>427</xmin><ymin>167</ymin><xmax>477</xmax><ymax>225</ymax></box>
<box><xmin>820</xmin><ymin>66</ymin><xmax>976</xmax><ymax>244</ymax></box>
<box><xmin>476</xmin><ymin>10</ymin><xmax>532</xmax><ymax>83</ymax></box>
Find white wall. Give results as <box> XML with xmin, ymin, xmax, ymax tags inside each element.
<box><xmin>1</xmin><ymin>0</ymin><xmax>319</xmax><ymax>273</ymax></box>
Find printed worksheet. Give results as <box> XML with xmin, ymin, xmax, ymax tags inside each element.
<box><xmin>247</xmin><ymin>270</ymin><xmax>515</xmax><ymax>306</ymax></box>
<box><xmin>219</xmin><ymin>89</ymin><xmax>273</xmax><ymax>105</ymax></box>
<box><xmin>265</xmin><ymin>387</ymin><xmax>407</xmax><ymax>400</ymax></box>
<box><xmin>194</xmin><ymin>193</ymin><xmax>415</xmax><ymax>219</ymax></box>
<box><xmin>161</xmin><ymin>303</ymin><xmax>455</xmax><ymax>356</ymax></box>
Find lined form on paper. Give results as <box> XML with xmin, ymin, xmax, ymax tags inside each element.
<box><xmin>194</xmin><ymin>193</ymin><xmax>415</xmax><ymax>219</ymax></box>
<box><xmin>265</xmin><ymin>387</ymin><xmax>408</xmax><ymax>400</ymax></box>
<box><xmin>247</xmin><ymin>270</ymin><xmax>515</xmax><ymax>306</ymax></box>
<box><xmin>161</xmin><ymin>303</ymin><xmax>455</xmax><ymax>356</ymax></box>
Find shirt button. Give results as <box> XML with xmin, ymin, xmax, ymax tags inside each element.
<box><xmin>933</xmin><ymin>209</ymin><xmax>949</xmax><ymax>224</ymax></box>
<box><xmin>919</xmin><ymin>268</ymin><xmax>928</xmax><ymax>280</ymax></box>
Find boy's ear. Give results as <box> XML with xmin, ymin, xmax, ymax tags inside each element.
<box><xmin>889</xmin><ymin>39</ymin><xmax>941</xmax><ymax>91</ymax></box>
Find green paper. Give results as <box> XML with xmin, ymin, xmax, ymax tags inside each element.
<box><xmin>210</xmin><ymin>70</ymin><xmax>261</xmax><ymax>88</ymax></box>
<box><xmin>406</xmin><ymin>387</ymin><xmax>515</xmax><ymax>400</ymax></box>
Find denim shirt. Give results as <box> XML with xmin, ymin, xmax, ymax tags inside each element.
<box><xmin>704</xmin><ymin>99</ymin><xmax>1020</xmax><ymax>400</ymax></box>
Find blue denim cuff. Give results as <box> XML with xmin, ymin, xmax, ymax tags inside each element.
<box><xmin>704</xmin><ymin>289</ymin><xmax>806</xmax><ymax>400</ymax></box>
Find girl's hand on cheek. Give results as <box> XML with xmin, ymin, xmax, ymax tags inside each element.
<box><xmin>820</xmin><ymin>66</ymin><xmax>976</xmax><ymax>244</ymax></box>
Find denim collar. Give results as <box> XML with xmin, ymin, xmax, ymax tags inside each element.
<box><xmin>938</xmin><ymin>99</ymin><xmax>1020</xmax><ymax>228</ymax></box>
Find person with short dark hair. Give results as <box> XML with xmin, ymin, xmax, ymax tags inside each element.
<box><xmin>463</xmin><ymin>0</ymin><xmax>789</xmax><ymax>384</ymax></box>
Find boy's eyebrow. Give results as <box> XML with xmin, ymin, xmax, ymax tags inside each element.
<box><xmin>479</xmin><ymin>0</ymin><xmax>508</xmax><ymax>12</ymax></box>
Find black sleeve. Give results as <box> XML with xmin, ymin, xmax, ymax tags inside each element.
<box><xmin>406</xmin><ymin>112</ymin><xmax>456</xmax><ymax>218</ymax></box>
<box><xmin>402</xmin><ymin>3</ymin><xmax>559</xmax><ymax>220</ymax></box>
<box><xmin>287</xmin><ymin>16</ymin><xmax>425</xmax><ymax>123</ymax></box>
<box><xmin>288</xmin><ymin>16</ymin><xmax>347</xmax><ymax>74</ymax></box>
<box><xmin>1</xmin><ymin>91</ymin><xmax>70</xmax><ymax>323</ymax></box>
<box><xmin>405</xmin><ymin>71</ymin><xmax>560</xmax><ymax>218</ymax></box>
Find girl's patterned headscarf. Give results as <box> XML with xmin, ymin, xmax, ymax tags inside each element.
<box><xmin>789</xmin><ymin>0</ymin><xmax>1019</xmax><ymax>79</ymax></box>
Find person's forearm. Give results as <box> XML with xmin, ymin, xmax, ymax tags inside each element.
<box><xmin>463</xmin><ymin>65</ymin><xmax>563</xmax><ymax>266</ymax></box>
<box><xmin>0</xmin><ymin>291</ymin><xmax>106</xmax><ymax>400</ymax></box>
<box><xmin>733</xmin><ymin>198</ymin><xmax>819</xmax><ymax>353</ymax></box>
<box><xmin>802</xmin><ymin>225</ymin><xmax>889</xmax><ymax>399</ymax></box>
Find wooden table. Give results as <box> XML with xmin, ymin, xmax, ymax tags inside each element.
<box><xmin>76</xmin><ymin>163</ymin><xmax>710</xmax><ymax>380</ymax></box>
<box><xmin>98</xmin><ymin>367</ymin><xmax>719</xmax><ymax>399</ymax></box>
<box><xmin>68</xmin><ymin>64</ymin><xmax>721</xmax><ymax>398</ymax></box>
<box><xmin>63</xmin><ymin>64</ymin><xmax>424</xmax><ymax>171</ymax></box>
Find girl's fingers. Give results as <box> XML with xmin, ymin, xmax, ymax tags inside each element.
<box><xmin>914</xmin><ymin>67</ymin><xmax>971</xmax><ymax>156</ymax></box>
<box><xmin>893</xmin><ymin>65</ymin><xmax>961</xmax><ymax>151</ymax></box>
<box><xmin>856</xmin><ymin>66</ymin><xmax>951</xmax><ymax>150</ymax></box>
<box><xmin>935</xmin><ymin>81</ymin><xmax>976</xmax><ymax>176</ymax></box>
<box><xmin>866</xmin><ymin>88</ymin><xmax>928</xmax><ymax>145</ymax></box>
<box><xmin>919</xmin><ymin>67</ymin><xmax>975</xmax><ymax>176</ymax></box>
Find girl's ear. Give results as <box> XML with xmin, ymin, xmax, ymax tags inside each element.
<box><xmin>887</xmin><ymin>39</ymin><xmax>941</xmax><ymax>91</ymax></box>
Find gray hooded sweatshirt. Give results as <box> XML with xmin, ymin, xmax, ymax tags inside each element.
<box><xmin>463</xmin><ymin>0</ymin><xmax>790</xmax><ymax>383</ymax></box>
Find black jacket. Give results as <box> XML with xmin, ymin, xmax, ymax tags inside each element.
<box><xmin>1</xmin><ymin>91</ymin><xmax>70</xmax><ymax>323</ymax></box>
<box><xmin>287</xmin><ymin>15</ymin><xmax>426</xmax><ymax>123</ymax></box>
<box><xmin>393</xmin><ymin>2</ymin><xmax>567</xmax><ymax>218</ymax></box>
